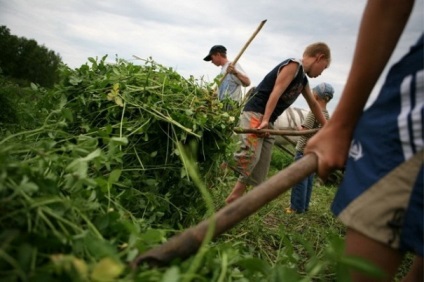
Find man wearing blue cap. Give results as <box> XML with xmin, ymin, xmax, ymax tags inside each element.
<box><xmin>203</xmin><ymin>45</ymin><xmax>251</xmax><ymax>107</ymax></box>
<box><xmin>286</xmin><ymin>82</ymin><xmax>334</xmax><ymax>214</ymax></box>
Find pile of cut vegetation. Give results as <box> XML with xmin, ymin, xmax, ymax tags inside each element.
<box><xmin>0</xmin><ymin>56</ymin><xmax>239</xmax><ymax>281</ymax></box>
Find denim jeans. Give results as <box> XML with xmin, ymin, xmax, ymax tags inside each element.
<box><xmin>290</xmin><ymin>151</ymin><xmax>315</xmax><ymax>213</ymax></box>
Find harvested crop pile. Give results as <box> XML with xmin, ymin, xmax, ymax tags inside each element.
<box><xmin>0</xmin><ymin>56</ymin><xmax>239</xmax><ymax>280</ymax></box>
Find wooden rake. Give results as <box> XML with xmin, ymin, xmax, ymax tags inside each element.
<box><xmin>131</xmin><ymin>152</ymin><xmax>318</xmax><ymax>268</ymax></box>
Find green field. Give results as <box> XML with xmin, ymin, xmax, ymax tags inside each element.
<box><xmin>0</xmin><ymin>56</ymin><xmax>412</xmax><ymax>282</ymax></box>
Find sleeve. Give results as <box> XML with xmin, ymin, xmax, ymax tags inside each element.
<box><xmin>302</xmin><ymin>111</ymin><xmax>315</xmax><ymax>129</ymax></box>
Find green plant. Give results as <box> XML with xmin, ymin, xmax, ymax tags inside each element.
<box><xmin>0</xmin><ymin>55</ymin><xmax>241</xmax><ymax>281</ymax></box>
<box><xmin>269</xmin><ymin>147</ymin><xmax>294</xmax><ymax>173</ymax></box>
<box><xmin>0</xmin><ymin>55</ymin><xmax>413</xmax><ymax>281</ymax></box>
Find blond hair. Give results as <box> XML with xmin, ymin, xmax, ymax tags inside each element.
<box><xmin>303</xmin><ymin>42</ymin><xmax>331</xmax><ymax>63</ymax></box>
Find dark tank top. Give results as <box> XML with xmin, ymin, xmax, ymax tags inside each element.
<box><xmin>244</xmin><ymin>58</ymin><xmax>308</xmax><ymax>123</ymax></box>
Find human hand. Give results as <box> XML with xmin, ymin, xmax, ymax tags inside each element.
<box><xmin>227</xmin><ymin>63</ymin><xmax>238</xmax><ymax>75</ymax></box>
<box><xmin>256</xmin><ymin>120</ymin><xmax>270</xmax><ymax>137</ymax></box>
<box><xmin>304</xmin><ymin>123</ymin><xmax>352</xmax><ymax>180</ymax></box>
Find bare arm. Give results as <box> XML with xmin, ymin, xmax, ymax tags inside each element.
<box><xmin>302</xmin><ymin>85</ymin><xmax>327</xmax><ymax>126</ymax></box>
<box><xmin>258</xmin><ymin>62</ymin><xmax>299</xmax><ymax>129</ymax></box>
<box><xmin>234</xmin><ymin>71</ymin><xmax>251</xmax><ymax>87</ymax></box>
<box><xmin>228</xmin><ymin>63</ymin><xmax>251</xmax><ymax>87</ymax></box>
<box><xmin>304</xmin><ymin>0</ymin><xmax>415</xmax><ymax>179</ymax></box>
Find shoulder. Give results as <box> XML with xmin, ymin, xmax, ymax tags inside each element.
<box><xmin>279</xmin><ymin>58</ymin><xmax>300</xmax><ymax>68</ymax></box>
<box><xmin>277</xmin><ymin>59</ymin><xmax>299</xmax><ymax>73</ymax></box>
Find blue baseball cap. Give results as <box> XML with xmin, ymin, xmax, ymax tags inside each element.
<box><xmin>313</xmin><ymin>82</ymin><xmax>334</xmax><ymax>100</ymax></box>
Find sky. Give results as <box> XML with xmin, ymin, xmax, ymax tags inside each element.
<box><xmin>1</xmin><ymin>0</ymin><xmax>423</xmax><ymax>113</ymax></box>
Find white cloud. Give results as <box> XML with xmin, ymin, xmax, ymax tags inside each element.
<box><xmin>0</xmin><ymin>0</ymin><xmax>422</xmax><ymax>112</ymax></box>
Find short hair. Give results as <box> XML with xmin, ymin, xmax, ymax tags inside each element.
<box><xmin>303</xmin><ymin>42</ymin><xmax>331</xmax><ymax>64</ymax></box>
<box><xmin>213</xmin><ymin>50</ymin><xmax>227</xmax><ymax>59</ymax></box>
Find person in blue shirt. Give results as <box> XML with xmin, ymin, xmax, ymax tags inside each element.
<box><xmin>305</xmin><ymin>0</ymin><xmax>423</xmax><ymax>280</ymax></box>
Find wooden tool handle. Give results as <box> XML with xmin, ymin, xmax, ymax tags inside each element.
<box><xmin>233</xmin><ymin>127</ymin><xmax>319</xmax><ymax>136</ymax></box>
<box><xmin>131</xmin><ymin>153</ymin><xmax>318</xmax><ymax>268</ymax></box>
<box><xmin>218</xmin><ymin>20</ymin><xmax>267</xmax><ymax>85</ymax></box>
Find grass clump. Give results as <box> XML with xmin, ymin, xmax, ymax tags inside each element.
<box><xmin>0</xmin><ymin>56</ymin><xmax>413</xmax><ymax>281</ymax></box>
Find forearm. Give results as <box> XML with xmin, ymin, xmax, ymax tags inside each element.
<box><xmin>308</xmin><ymin>99</ymin><xmax>327</xmax><ymax>126</ymax></box>
<box><xmin>302</xmin><ymin>86</ymin><xmax>326</xmax><ymax>126</ymax></box>
<box><xmin>262</xmin><ymin>91</ymin><xmax>280</xmax><ymax>124</ymax></box>
<box><xmin>331</xmin><ymin>0</ymin><xmax>414</xmax><ymax>129</ymax></box>
<box><xmin>304</xmin><ymin>0</ymin><xmax>415</xmax><ymax>179</ymax></box>
<box><xmin>234</xmin><ymin>71</ymin><xmax>251</xmax><ymax>87</ymax></box>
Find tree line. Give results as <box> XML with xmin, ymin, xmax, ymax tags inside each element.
<box><xmin>0</xmin><ymin>26</ymin><xmax>63</xmax><ymax>130</ymax></box>
<box><xmin>0</xmin><ymin>25</ymin><xmax>62</xmax><ymax>88</ymax></box>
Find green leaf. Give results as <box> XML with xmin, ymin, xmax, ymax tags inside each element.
<box><xmin>161</xmin><ymin>266</ymin><xmax>180</xmax><ymax>282</ymax></box>
<box><xmin>30</xmin><ymin>82</ymin><xmax>38</xmax><ymax>91</ymax></box>
<box><xmin>69</xmin><ymin>75</ymin><xmax>82</xmax><ymax>85</ymax></box>
<box><xmin>140</xmin><ymin>229</ymin><xmax>166</xmax><ymax>245</ymax></box>
<box><xmin>236</xmin><ymin>257</ymin><xmax>271</xmax><ymax>275</ymax></box>
<box><xmin>108</xmin><ymin>169</ymin><xmax>121</xmax><ymax>185</ymax></box>
<box><xmin>66</xmin><ymin>160</ymin><xmax>88</xmax><ymax>178</ymax></box>
<box><xmin>150</xmin><ymin>151</ymin><xmax>157</xmax><ymax>158</ymax></box>
<box><xmin>18</xmin><ymin>176</ymin><xmax>39</xmax><ymax>193</ymax></box>
<box><xmin>84</xmin><ymin>236</ymin><xmax>118</xmax><ymax>260</ymax></box>
<box><xmin>185</xmin><ymin>109</ymin><xmax>193</xmax><ymax>116</ymax></box>
<box><xmin>112</xmin><ymin>68</ymin><xmax>121</xmax><ymax>76</ymax></box>
<box><xmin>81</xmin><ymin>148</ymin><xmax>102</xmax><ymax>162</ymax></box>
<box><xmin>269</xmin><ymin>265</ymin><xmax>301</xmax><ymax>282</ymax></box>
<box><xmin>17</xmin><ymin>243</ymin><xmax>34</xmax><ymax>273</ymax></box>
<box><xmin>61</xmin><ymin>108</ymin><xmax>74</xmax><ymax>122</ymax></box>
<box><xmin>110</xmin><ymin>137</ymin><xmax>128</xmax><ymax>145</ymax></box>
<box><xmin>91</xmin><ymin>257</ymin><xmax>124</xmax><ymax>282</ymax></box>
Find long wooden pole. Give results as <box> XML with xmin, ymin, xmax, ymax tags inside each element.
<box><xmin>131</xmin><ymin>153</ymin><xmax>318</xmax><ymax>268</ymax></box>
<box><xmin>233</xmin><ymin>127</ymin><xmax>319</xmax><ymax>136</ymax></box>
<box><xmin>232</xmin><ymin>20</ymin><xmax>267</xmax><ymax>66</ymax></box>
<box><xmin>218</xmin><ymin>19</ymin><xmax>267</xmax><ymax>86</ymax></box>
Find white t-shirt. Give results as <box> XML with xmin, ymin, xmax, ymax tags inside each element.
<box><xmin>218</xmin><ymin>62</ymin><xmax>247</xmax><ymax>103</ymax></box>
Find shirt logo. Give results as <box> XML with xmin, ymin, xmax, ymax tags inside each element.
<box><xmin>349</xmin><ymin>139</ymin><xmax>364</xmax><ymax>161</ymax></box>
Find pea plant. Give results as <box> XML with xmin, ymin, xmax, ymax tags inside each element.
<box><xmin>0</xmin><ymin>56</ymin><xmax>382</xmax><ymax>282</ymax></box>
<box><xmin>0</xmin><ymin>56</ymin><xmax>242</xmax><ymax>281</ymax></box>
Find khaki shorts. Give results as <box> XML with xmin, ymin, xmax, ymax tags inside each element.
<box><xmin>230</xmin><ymin>111</ymin><xmax>275</xmax><ymax>186</ymax></box>
<box><xmin>337</xmin><ymin>151</ymin><xmax>423</xmax><ymax>254</ymax></box>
